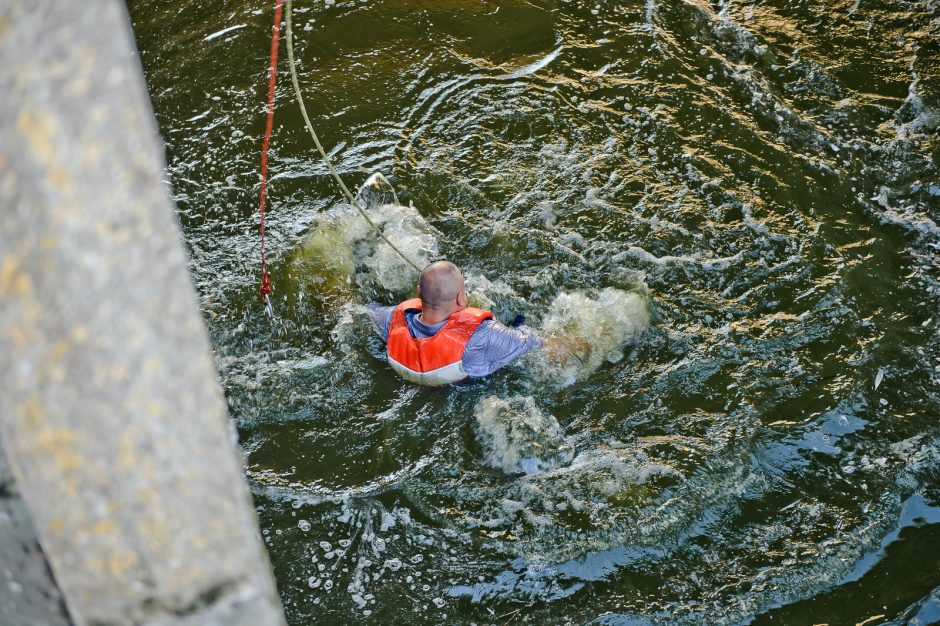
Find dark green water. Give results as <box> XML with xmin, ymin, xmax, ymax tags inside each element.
<box><xmin>128</xmin><ymin>0</ymin><xmax>940</xmax><ymax>623</ymax></box>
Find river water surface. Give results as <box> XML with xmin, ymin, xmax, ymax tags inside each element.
<box><xmin>128</xmin><ymin>0</ymin><xmax>939</xmax><ymax>623</ymax></box>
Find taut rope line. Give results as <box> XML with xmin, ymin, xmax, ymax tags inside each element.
<box><xmin>257</xmin><ymin>0</ymin><xmax>284</xmax><ymax>319</ymax></box>
<box><xmin>284</xmin><ymin>0</ymin><xmax>423</xmax><ymax>273</ymax></box>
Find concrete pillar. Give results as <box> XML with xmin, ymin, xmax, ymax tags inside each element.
<box><xmin>0</xmin><ymin>2</ymin><xmax>286</xmax><ymax>625</ymax></box>
<box><xmin>0</xmin><ymin>444</ymin><xmax>70</xmax><ymax>626</ymax></box>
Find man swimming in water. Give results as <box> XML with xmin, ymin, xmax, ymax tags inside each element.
<box><xmin>367</xmin><ymin>260</ymin><xmax>539</xmax><ymax>385</ymax></box>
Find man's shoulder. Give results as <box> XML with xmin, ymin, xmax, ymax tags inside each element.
<box><xmin>451</xmin><ymin>309</ymin><xmax>494</xmax><ymax>337</ymax></box>
<box><xmin>464</xmin><ymin>316</ymin><xmax>498</xmax><ymax>342</ymax></box>
<box><xmin>461</xmin><ymin>306</ymin><xmax>494</xmax><ymax>320</ymax></box>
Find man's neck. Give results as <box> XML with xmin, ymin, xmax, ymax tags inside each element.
<box><xmin>418</xmin><ymin>308</ymin><xmax>452</xmax><ymax>326</ymax></box>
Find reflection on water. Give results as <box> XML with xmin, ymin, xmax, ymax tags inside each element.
<box><xmin>128</xmin><ymin>0</ymin><xmax>939</xmax><ymax>623</ymax></box>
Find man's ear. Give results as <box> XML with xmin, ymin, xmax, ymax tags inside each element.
<box><xmin>456</xmin><ymin>289</ymin><xmax>467</xmax><ymax>308</ymax></box>
<box><xmin>416</xmin><ymin>284</ymin><xmax>421</xmax><ymax>298</ymax></box>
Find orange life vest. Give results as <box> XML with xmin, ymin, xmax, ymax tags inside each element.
<box><xmin>387</xmin><ymin>298</ymin><xmax>494</xmax><ymax>386</ymax></box>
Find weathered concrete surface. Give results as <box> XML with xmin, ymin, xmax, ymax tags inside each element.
<box><xmin>0</xmin><ymin>2</ymin><xmax>285</xmax><ymax>625</ymax></box>
<box><xmin>0</xmin><ymin>445</ymin><xmax>71</xmax><ymax>626</ymax></box>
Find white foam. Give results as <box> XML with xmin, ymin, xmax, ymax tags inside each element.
<box><xmin>505</xmin><ymin>46</ymin><xmax>563</xmax><ymax>80</ymax></box>
<box><xmin>534</xmin><ymin>287</ymin><xmax>651</xmax><ymax>384</ymax></box>
<box><xmin>203</xmin><ymin>24</ymin><xmax>246</xmax><ymax>41</ymax></box>
<box><xmin>295</xmin><ymin>201</ymin><xmax>439</xmax><ymax>295</ymax></box>
<box><xmin>463</xmin><ymin>272</ymin><xmax>517</xmax><ymax>311</ymax></box>
<box><xmin>869</xmin><ymin>186</ymin><xmax>940</xmax><ymax>240</ymax></box>
<box><xmin>457</xmin><ymin>440</ymin><xmax>700</xmax><ymax>562</ymax></box>
<box><xmin>475</xmin><ymin>395</ymin><xmax>574</xmax><ymax>475</ymax></box>
<box><xmin>893</xmin><ymin>72</ymin><xmax>940</xmax><ymax>141</ymax></box>
<box><xmin>614</xmin><ymin>245</ymin><xmax>744</xmax><ymax>271</ymax></box>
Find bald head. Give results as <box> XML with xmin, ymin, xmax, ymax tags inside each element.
<box><xmin>418</xmin><ymin>261</ymin><xmax>465</xmax><ymax>311</ymax></box>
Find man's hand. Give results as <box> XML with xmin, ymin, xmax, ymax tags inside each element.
<box><xmin>541</xmin><ymin>335</ymin><xmax>591</xmax><ymax>366</ymax></box>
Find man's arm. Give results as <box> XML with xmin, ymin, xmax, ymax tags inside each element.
<box><xmin>365</xmin><ymin>303</ymin><xmax>395</xmax><ymax>342</ymax></box>
<box><xmin>461</xmin><ymin>319</ymin><xmax>540</xmax><ymax>378</ymax></box>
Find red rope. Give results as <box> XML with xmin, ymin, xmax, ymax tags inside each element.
<box><xmin>258</xmin><ymin>0</ymin><xmax>285</xmax><ymax>299</ymax></box>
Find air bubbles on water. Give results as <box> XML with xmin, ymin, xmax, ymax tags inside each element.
<box><xmin>380</xmin><ymin>509</ymin><xmax>397</xmax><ymax>531</ymax></box>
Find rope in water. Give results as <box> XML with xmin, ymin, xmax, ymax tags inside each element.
<box><xmin>283</xmin><ymin>0</ymin><xmax>422</xmax><ymax>273</ymax></box>
<box><xmin>257</xmin><ymin>0</ymin><xmax>285</xmax><ymax>317</ymax></box>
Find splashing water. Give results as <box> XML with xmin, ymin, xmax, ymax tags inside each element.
<box><xmin>293</xmin><ymin>200</ymin><xmax>439</xmax><ymax>297</ymax></box>
<box><xmin>534</xmin><ymin>286</ymin><xmax>651</xmax><ymax>385</ymax></box>
<box><xmin>474</xmin><ymin>395</ymin><xmax>574</xmax><ymax>475</ymax></box>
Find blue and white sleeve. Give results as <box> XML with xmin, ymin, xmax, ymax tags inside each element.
<box><xmin>365</xmin><ymin>303</ymin><xmax>395</xmax><ymax>342</ymax></box>
<box><xmin>461</xmin><ymin>319</ymin><xmax>541</xmax><ymax>378</ymax></box>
